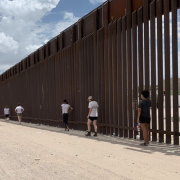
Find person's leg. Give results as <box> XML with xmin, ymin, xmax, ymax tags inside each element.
<box><xmin>63</xmin><ymin>114</ymin><xmax>67</xmax><ymax>130</ymax></box>
<box><xmin>20</xmin><ymin>116</ymin><xmax>22</xmax><ymax>124</ymax></box>
<box><xmin>17</xmin><ymin>115</ymin><xmax>21</xmax><ymax>124</ymax></box>
<box><xmin>144</xmin><ymin>123</ymin><xmax>150</xmax><ymax>143</ymax></box>
<box><xmin>66</xmin><ymin>114</ymin><xmax>69</xmax><ymax>131</ymax></box>
<box><xmin>93</xmin><ymin>120</ymin><xmax>97</xmax><ymax>133</ymax></box>
<box><xmin>85</xmin><ymin>119</ymin><xmax>92</xmax><ymax>136</ymax></box>
<box><xmin>93</xmin><ymin>120</ymin><xmax>97</xmax><ymax>136</ymax></box>
<box><xmin>87</xmin><ymin>119</ymin><xmax>92</xmax><ymax>132</ymax></box>
<box><xmin>140</xmin><ymin>123</ymin><xmax>149</xmax><ymax>144</ymax></box>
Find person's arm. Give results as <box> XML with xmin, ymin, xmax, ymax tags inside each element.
<box><xmin>87</xmin><ymin>108</ymin><xmax>92</xmax><ymax>118</ymax></box>
<box><xmin>15</xmin><ymin>108</ymin><xmax>17</xmax><ymax>113</ymax></box>
<box><xmin>68</xmin><ymin>107</ymin><xmax>73</xmax><ymax>113</ymax></box>
<box><xmin>137</xmin><ymin>101</ymin><xmax>142</xmax><ymax>123</ymax></box>
<box><xmin>22</xmin><ymin>108</ymin><xmax>24</xmax><ymax>112</ymax></box>
<box><xmin>137</xmin><ymin>108</ymin><xmax>141</xmax><ymax>123</ymax></box>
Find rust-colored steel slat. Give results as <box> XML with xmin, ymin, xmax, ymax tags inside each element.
<box><xmin>85</xmin><ymin>37</ymin><xmax>89</xmax><ymax>130</ymax></box>
<box><xmin>100</xmin><ymin>28</ymin><xmax>105</xmax><ymax>134</ymax></box>
<box><xmin>97</xmin><ymin>30</ymin><xmax>101</xmax><ymax>133</ymax></box>
<box><xmin>77</xmin><ymin>40</ymin><xmax>81</xmax><ymax>129</ymax></box>
<box><xmin>77</xmin><ymin>41</ymin><xmax>81</xmax><ymax>129</ymax></box>
<box><xmin>81</xmin><ymin>37</ymin><xmax>85</xmax><ymax>130</ymax></box>
<box><xmin>112</xmin><ymin>20</ymin><xmax>118</xmax><ymax>136</ymax></box>
<box><xmin>54</xmin><ymin>53</ymin><xmax>58</xmax><ymax>121</ymax></box>
<box><xmin>76</xmin><ymin>42</ymin><xmax>80</xmax><ymax>129</ymax></box>
<box><xmin>87</xmin><ymin>35</ymin><xmax>91</xmax><ymax>100</ymax></box>
<box><xmin>79</xmin><ymin>38</ymin><xmax>84</xmax><ymax>130</ymax></box>
<box><xmin>72</xmin><ymin>44</ymin><xmax>76</xmax><ymax>129</ymax></box>
<box><xmin>103</xmin><ymin>2</ymin><xmax>109</xmax><ymax>134</ymax></box>
<box><xmin>164</xmin><ymin>0</ymin><xmax>171</xmax><ymax>144</ymax></box>
<box><xmin>144</xmin><ymin>0</ymin><xmax>150</xmax><ymax>91</ymax></box>
<box><xmin>43</xmin><ymin>59</ymin><xmax>47</xmax><ymax>120</ymax></box>
<box><xmin>138</xmin><ymin>7</ymin><xmax>144</xmax><ymax>140</ymax></box>
<box><xmin>59</xmin><ymin>50</ymin><xmax>63</xmax><ymax>127</ymax></box>
<box><xmin>75</xmin><ymin>42</ymin><xmax>79</xmax><ymax>129</ymax></box>
<box><xmin>150</xmin><ymin>0</ymin><xmax>157</xmax><ymax>142</ymax></box>
<box><xmin>127</xmin><ymin>0</ymin><xmax>133</xmax><ymax>138</ymax></box>
<box><xmin>54</xmin><ymin>53</ymin><xmax>58</xmax><ymax>122</ymax></box>
<box><xmin>157</xmin><ymin>0</ymin><xmax>164</xmax><ymax>143</ymax></box>
<box><xmin>83</xmin><ymin>37</ymin><xmax>87</xmax><ymax>130</ymax></box>
<box><xmin>52</xmin><ymin>55</ymin><xmax>56</xmax><ymax>121</ymax></box>
<box><xmin>122</xmin><ymin>16</ymin><xmax>128</xmax><ymax>138</ymax></box>
<box><xmin>108</xmin><ymin>22</ymin><xmax>113</xmax><ymax>135</ymax></box>
<box><xmin>93</xmin><ymin>10</ymin><xmax>98</xmax><ymax>101</ymax></box>
<box><xmin>171</xmin><ymin>0</ymin><xmax>179</xmax><ymax>145</ymax></box>
<box><xmin>117</xmin><ymin>18</ymin><xmax>123</xmax><ymax>137</ymax></box>
<box><xmin>90</xmin><ymin>34</ymin><xmax>94</xmax><ymax>98</ymax></box>
<box><xmin>132</xmin><ymin>10</ymin><xmax>138</xmax><ymax>139</ymax></box>
<box><xmin>73</xmin><ymin>43</ymin><xmax>78</xmax><ymax>130</ymax></box>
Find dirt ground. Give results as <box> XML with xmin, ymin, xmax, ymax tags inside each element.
<box><xmin>0</xmin><ymin>119</ymin><xmax>180</xmax><ymax>180</ymax></box>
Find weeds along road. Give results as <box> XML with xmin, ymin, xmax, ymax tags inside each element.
<box><xmin>0</xmin><ymin>120</ymin><xmax>180</xmax><ymax>180</ymax></box>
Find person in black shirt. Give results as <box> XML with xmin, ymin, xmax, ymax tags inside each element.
<box><xmin>137</xmin><ymin>90</ymin><xmax>151</xmax><ymax>146</ymax></box>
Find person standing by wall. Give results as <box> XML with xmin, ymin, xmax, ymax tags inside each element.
<box><xmin>61</xmin><ymin>100</ymin><xmax>73</xmax><ymax>131</ymax></box>
<box><xmin>85</xmin><ymin>96</ymin><xmax>99</xmax><ymax>137</ymax></box>
<box><xmin>137</xmin><ymin>90</ymin><xmax>151</xmax><ymax>146</ymax></box>
<box><xmin>4</xmin><ymin>105</ymin><xmax>10</xmax><ymax>121</ymax></box>
<box><xmin>15</xmin><ymin>104</ymin><xmax>24</xmax><ymax>125</ymax></box>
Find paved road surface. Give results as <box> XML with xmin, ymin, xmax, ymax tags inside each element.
<box><xmin>0</xmin><ymin>120</ymin><xmax>180</xmax><ymax>180</ymax></box>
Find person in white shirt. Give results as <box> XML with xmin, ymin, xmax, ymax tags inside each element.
<box><xmin>4</xmin><ymin>105</ymin><xmax>10</xmax><ymax>121</ymax></box>
<box><xmin>15</xmin><ymin>104</ymin><xmax>24</xmax><ymax>125</ymax></box>
<box><xmin>61</xmin><ymin>100</ymin><xmax>73</xmax><ymax>131</ymax></box>
<box><xmin>85</xmin><ymin>96</ymin><xmax>99</xmax><ymax>137</ymax></box>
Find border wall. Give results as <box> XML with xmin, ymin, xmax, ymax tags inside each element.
<box><xmin>0</xmin><ymin>0</ymin><xmax>180</xmax><ymax>145</ymax></box>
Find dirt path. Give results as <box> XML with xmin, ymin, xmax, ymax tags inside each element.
<box><xmin>0</xmin><ymin>119</ymin><xmax>180</xmax><ymax>180</ymax></box>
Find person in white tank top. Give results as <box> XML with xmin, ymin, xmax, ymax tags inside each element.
<box><xmin>61</xmin><ymin>99</ymin><xmax>73</xmax><ymax>131</ymax></box>
<box><xmin>4</xmin><ymin>105</ymin><xmax>10</xmax><ymax>121</ymax></box>
<box><xmin>15</xmin><ymin>103</ymin><xmax>24</xmax><ymax>125</ymax></box>
<box><xmin>85</xmin><ymin>96</ymin><xmax>99</xmax><ymax>137</ymax></box>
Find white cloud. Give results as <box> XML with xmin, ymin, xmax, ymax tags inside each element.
<box><xmin>53</xmin><ymin>12</ymin><xmax>79</xmax><ymax>36</ymax></box>
<box><xmin>26</xmin><ymin>44</ymin><xmax>43</xmax><ymax>53</ymax></box>
<box><xmin>0</xmin><ymin>0</ymin><xmax>79</xmax><ymax>74</ymax></box>
<box><xmin>0</xmin><ymin>32</ymin><xmax>19</xmax><ymax>53</ymax></box>
<box><xmin>0</xmin><ymin>64</ymin><xmax>12</xmax><ymax>72</ymax></box>
<box><xmin>89</xmin><ymin>0</ymin><xmax>106</xmax><ymax>4</ymax></box>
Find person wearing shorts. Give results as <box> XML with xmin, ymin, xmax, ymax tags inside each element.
<box><xmin>4</xmin><ymin>105</ymin><xmax>10</xmax><ymax>121</ymax></box>
<box><xmin>61</xmin><ymin>100</ymin><xmax>73</xmax><ymax>131</ymax></box>
<box><xmin>85</xmin><ymin>96</ymin><xmax>99</xmax><ymax>137</ymax></box>
<box><xmin>15</xmin><ymin>104</ymin><xmax>24</xmax><ymax>125</ymax></box>
<box><xmin>137</xmin><ymin>90</ymin><xmax>151</xmax><ymax>146</ymax></box>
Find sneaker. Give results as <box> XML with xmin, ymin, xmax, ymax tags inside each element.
<box><xmin>140</xmin><ymin>143</ymin><xmax>148</xmax><ymax>146</ymax></box>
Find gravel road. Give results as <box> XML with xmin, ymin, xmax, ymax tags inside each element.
<box><xmin>0</xmin><ymin>119</ymin><xmax>180</xmax><ymax>180</ymax></box>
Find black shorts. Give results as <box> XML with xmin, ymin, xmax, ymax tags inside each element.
<box><xmin>140</xmin><ymin>115</ymin><xmax>150</xmax><ymax>124</ymax></box>
<box><xmin>5</xmin><ymin>114</ymin><xmax>9</xmax><ymax>118</ymax></box>
<box><xmin>89</xmin><ymin>116</ymin><xmax>98</xmax><ymax>121</ymax></box>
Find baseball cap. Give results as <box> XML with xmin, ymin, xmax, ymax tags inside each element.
<box><xmin>87</xmin><ymin>96</ymin><xmax>93</xmax><ymax>101</ymax></box>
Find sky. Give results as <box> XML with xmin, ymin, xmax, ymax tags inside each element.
<box><xmin>0</xmin><ymin>0</ymin><xmax>106</xmax><ymax>74</ymax></box>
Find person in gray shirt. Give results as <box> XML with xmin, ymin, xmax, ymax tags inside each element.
<box><xmin>137</xmin><ymin>90</ymin><xmax>151</xmax><ymax>146</ymax></box>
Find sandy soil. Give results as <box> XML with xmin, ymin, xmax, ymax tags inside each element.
<box><xmin>0</xmin><ymin>119</ymin><xmax>180</xmax><ymax>180</ymax></box>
